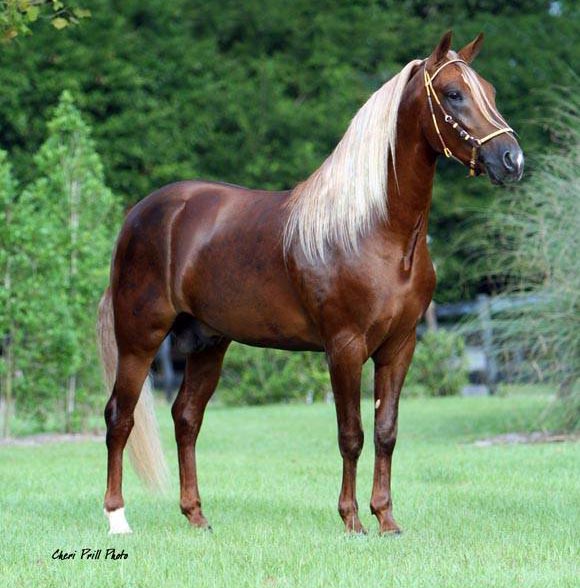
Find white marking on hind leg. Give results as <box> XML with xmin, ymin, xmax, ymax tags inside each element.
<box><xmin>104</xmin><ymin>507</ymin><xmax>133</xmax><ymax>534</ymax></box>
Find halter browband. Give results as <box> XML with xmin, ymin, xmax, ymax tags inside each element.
<box><xmin>424</xmin><ymin>58</ymin><xmax>514</xmax><ymax>176</ymax></box>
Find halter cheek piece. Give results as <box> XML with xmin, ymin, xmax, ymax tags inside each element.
<box><xmin>424</xmin><ymin>59</ymin><xmax>514</xmax><ymax>176</ymax></box>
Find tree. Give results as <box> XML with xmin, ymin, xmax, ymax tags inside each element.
<box><xmin>0</xmin><ymin>1</ymin><xmax>578</xmax><ymax>302</ymax></box>
<box><xmin>0</xmin><ymin>150</ymin><xmax>18</xmax><ymax>436</ymax></box>
<box><xmin>0</xmin><ymin>1</ymin><xmax>90</xmax><ymax>41</ymax></box>
<box><xmin>0</xmin><ymin>145</ymin><xmax>74</xmax><ymax>435</ymax></box>
<box><xmin>0</xmin><ymin>92</ymin><xmax>119</xmax><ymax>435</ymax></box>
<box><xmin>28</xmin><ymin>90</ymin><xmax>120</xmax><ymax>430</ymax></box>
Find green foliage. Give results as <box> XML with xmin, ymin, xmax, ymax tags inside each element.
<box><xmin>27</xmin><ymin>90</ymin><xmax>120</xmax><ymax>429</ymax></box>
<box><xmin>1</xmin><ymin>2</ymin><xmax>579</xmax><ymax>428</ymax></box>
<box><xmin>0</xmin><ymin>1</ymin><xmax>90</xmax><ymax>41</ymax></box>
<box><xmin>0</xmin><ymin>149</ymin><xmax>18</xmax><ymax>436</ymax></box>
<box><xmin>406</xmin><ymin>330</ymin><xmax>468</xmax><ymax>397</ymax></box>
<box><xmin>216</xmin><ymin>331</ymin><xmax>468</xmax><ymax>406</ymax></box>
<box><xmin>470</xmin><ymin>90</ymin><xmax>579</xmax><ymax>430</ymax></box>
<box><xmin>218</xmin><ymin>343</ymin><xmax>330</xmax><ymax>406</ymax></box>
<box><xmin>0</xmin><ymin>92</ymin><xmax>120</xmax><ymax>434</ymax></box>
<box><xmin>0</xmin><ymin>1</ymin><xmax>577</xmax><ymax>301</ymax></box>
<box><xmin>541</xmin><ymin>382</ymin><xmax>580</xmax><ymax>433</ymax></box>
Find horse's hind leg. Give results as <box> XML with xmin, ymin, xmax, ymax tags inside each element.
<box><xmin>171</xmin><ymin>340</ymin><xmax>230</xmax><ymax>529</ymax></box>
<box><xmin>104</xmin><ymin>348</ymin><xmax>160</xmax><ymax>533</ymax></box>
<box><xmin>103</xmin><ymin>294</ymin><xmax>172</xmax><ymax>532</ymax></box>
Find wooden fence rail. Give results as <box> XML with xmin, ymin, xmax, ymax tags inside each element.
<box><xmin>433</xmin><ymin>293</ymin><xmax>540</xmax><ymax>394</ymax></box>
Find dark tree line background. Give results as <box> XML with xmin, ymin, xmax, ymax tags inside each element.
<box><xmin>0</xmin><ymin>0</ymin><xmax>578</xmax><ymax>300</ymax></box>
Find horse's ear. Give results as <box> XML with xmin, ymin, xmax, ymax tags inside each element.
<box><xmin>458</xmin><ymin>33</ymin><xmax>484</xmax><ymax>64</ymax></box>
<box><xmin>426</xmin><ymin>30</ymin><xmax>453</xmax><ymax>68</ymax></box>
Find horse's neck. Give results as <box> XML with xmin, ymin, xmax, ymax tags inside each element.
<box><xmin>384</xmin><ymin>106</ymin><xmax>437</xmax><ymax>239</ymax></box>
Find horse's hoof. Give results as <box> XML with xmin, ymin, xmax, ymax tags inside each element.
<box><xmin>104</xmin><ymin>507</ymin><xmax>133</xmax><ymax>535</ymax></box>
<box><xmin>188</xmin><ymin>517</ymin><xmax>212</xmax><ymax>532</ymax></box>
<box><xmin>349</xmin><ymin>529</ymin><xmax>367</xmax><ymax>536</ymax></box>
<box><xmin>379</xmin><ymin>527</ymin><xmax>402</xmax><ymax>536</ymax></box>
<box><xmin>345</xmin><ymin>523</ymin><xmax>367</xmax><ymax>535</ymax></box>
<box><xmin>190</xmin><ymin>522</ymin><xmax>212</xmax><ymax>533</ymax></box>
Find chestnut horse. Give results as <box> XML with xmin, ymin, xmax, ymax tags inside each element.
<box><xmin>97</xmin><ymin>31</ymin><xmax>523</xmax><ymax>535</ymax></box>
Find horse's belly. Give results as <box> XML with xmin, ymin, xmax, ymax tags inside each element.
<box><xmin>177</xmin><ymin>244</ymin><xmax>322</xmax><ymax>351</ymax></box>
<box><xmin>196</xmin><ymin>285</ymin><xmax>323</xmax><ymax>352</ymax></box>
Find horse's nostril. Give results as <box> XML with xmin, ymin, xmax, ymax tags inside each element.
<box><xmin>503</xmin><ymin>150</ymin><xmax>515</xmax><ymax>171</ymax></box>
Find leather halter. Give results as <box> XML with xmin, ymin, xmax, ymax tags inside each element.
<box><xmin>424</xmin><ymin>58</ymin><xmax>514</xmax><ymax>176</ymax></box>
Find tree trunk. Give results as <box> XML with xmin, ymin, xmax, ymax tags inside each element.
<box><xmin>425</xmin><ymin>301</ymin><xmax>438</xmax><ymax>331</ymax></box>
<box><xmin>558</xmin><ymin>375</ymin><xmax>577</xmax><ymax>398</ymax></box>
<box><xmin>65</xmin><ymin>374</ymin><xmax>77</xmax><ymax>433</ymax></box>
<box><xmin>2</xmin><ymin>257</ymin><xmax>13</xmax><ymax>439</ymax></box>
<box><xmin>1</xmin><ymin>336</ymin><xmax>13</xmax><ymax>439</ymax></box>
<box><xmin>65</xmin><ymin>161</ymin><xmax>81</xmax><ymax>433</ymax></box>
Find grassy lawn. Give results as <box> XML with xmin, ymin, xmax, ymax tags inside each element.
<box><xmin>0</xmin><ymin>392</ymin><xmax>578</xmax><ymax>587</ymax></box>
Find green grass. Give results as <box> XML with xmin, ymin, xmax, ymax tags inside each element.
<box><xmin>1</xmin><ymin>392</ymin><xmax>578</xmax><ymax>588</ymax></box>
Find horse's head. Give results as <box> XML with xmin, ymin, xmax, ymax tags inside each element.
<box><xmin>422</xmin><ymin>31</ymin><xmax>523</xmax><ymax>184</ymax></box>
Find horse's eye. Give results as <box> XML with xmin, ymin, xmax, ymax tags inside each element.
<box><xmin>446</xmin><ymin>90</ymin><xmax>463</xmax><ymax>102</ymax></box>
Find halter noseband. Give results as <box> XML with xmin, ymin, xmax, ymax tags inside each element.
<box><xmin>424</xmin><ymin>58</ymin><xmax>514</xmax><ymax>176</ymax></box>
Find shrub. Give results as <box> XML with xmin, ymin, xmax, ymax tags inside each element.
<box><xmin>406</xmin><ymin>330</ymin><xmax>468</xmax><ymax>397</ymax></box>
<box><xmin>216</xmin><ymin>332</ymin><xmax>468</xmax><ymax>406</ymax></box>
<box><xmin>218</xmin><ymin>344</ymin><xmax>330</xmax><ymax>406</ymax></box>
<box><xmin>472</xmin><ymin>89</ymin><xmax>579</xmax><ymax>431</ymax></box>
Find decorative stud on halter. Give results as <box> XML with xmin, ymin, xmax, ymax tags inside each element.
<box><xmin>424</xmin><ymin>58</ymin><xmax>514</xmax><ymax>176</ymax></box>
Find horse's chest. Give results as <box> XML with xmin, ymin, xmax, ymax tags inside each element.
<box><xmin>366</xmin><ymin>248</ymin><xmax>436</xmax><ymax>346</ymax></box>
<box><xmin>293</xmin><ymin>241</ymin><xmax>436</xmax><ymax>351</ymax></box>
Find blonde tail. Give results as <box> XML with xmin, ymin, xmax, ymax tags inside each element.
<box><xmin>97</xmin><ymin>288</ymin><xmax>169</xmax><ymax>492</ymax></box>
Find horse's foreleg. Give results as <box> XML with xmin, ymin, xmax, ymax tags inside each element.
<box><xmin>104</xmin><ymin>351</ymin><xmax>156</xmax><ymax>533</ymax></box>
<box><xmin>370</xmin><ymin>333</ymin><xmax>416</xmax><ymax>534</ymax></box>
<box><xmin>171</xmin><ymin>341</ymin><xmax>230</xmax><ymax>529</ymax></box>
<box><xmin>327</xmin><ymin>335</ymin><xmax>366</xmax><ymax>534</ymax></box>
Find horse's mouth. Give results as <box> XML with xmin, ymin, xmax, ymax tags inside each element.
<box><xmin>478</xmin><ymin>153</ymin><xmax>524</xmax><ymax>185</ymax></box>
<box><xmin>476</xmin><ymin>158</ymin><xmax>506</xmax><ymax>186</ymax></box>
<box><xmin>486</xmin><ymin>167</ymin><xmax>505</xmax><ymax>186</ymax></box>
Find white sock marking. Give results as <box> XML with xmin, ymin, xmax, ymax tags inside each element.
<box><xmin>104</xmin><ymin>507</ymin><xmax>133</xmax><ymax>534</ymax></box>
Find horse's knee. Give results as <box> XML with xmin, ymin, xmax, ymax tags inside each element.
<box><xmin>375</xmin><ymin>424</ymin><xmax>397</xmax><ymax>456</ymax></box>
<box><xmin>338</xmin><ymin>429</ymin><xmax>364</xmax><ymax>460</ymax></box>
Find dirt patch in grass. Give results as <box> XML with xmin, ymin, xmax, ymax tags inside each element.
<box><xmin>0</xmin><ymin>432</ymin><xmax>104</xmax><ymax>446</ymax></box>
<box><xmin>474</xmin><ymin>431</ymin><xmax>579</xmax><ymax>447</ymax></box>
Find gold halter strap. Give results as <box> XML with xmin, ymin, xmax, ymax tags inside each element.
<box><xmin>424</xmin><ymin>59</ymin><xmax>514</xmax><ymax>176</ymax></box>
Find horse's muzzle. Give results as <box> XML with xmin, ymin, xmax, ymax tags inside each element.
<box><xmin>479</xmin><ymin>138</ymin><xmax>524</xmax><ymax>185</ymax></box>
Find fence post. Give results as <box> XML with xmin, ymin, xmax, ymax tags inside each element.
<box><xmin>425</xmin><ymin>301</ymin><xmax>438</xmax><ymax>331</ymax></box>
<box><xmin>477</xmin><ymin>294</ymin><xmax>498</xmax><ymax>393</ymax></box>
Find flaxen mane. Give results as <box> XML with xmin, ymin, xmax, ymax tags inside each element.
<box><xmin>283</xmin><ymin>56</ymin><xmax>509</xmax><ymax>263</ymax></box>
<box><xmin>283</xmin><ymin>59</ymin><xmax>422</xmax><ymax>263</ymax></box>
